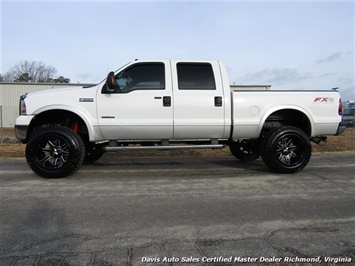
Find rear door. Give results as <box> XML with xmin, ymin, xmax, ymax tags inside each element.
<box><xmin>171</xmin><ymin>61</ymin><xmax>226</xmax><ymax>139</ymax></box>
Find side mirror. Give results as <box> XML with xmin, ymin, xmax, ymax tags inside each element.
<box><xmin>105</xmin><ymin>71</ymin><xmax>115</xmax><ymax>92</ymax></box>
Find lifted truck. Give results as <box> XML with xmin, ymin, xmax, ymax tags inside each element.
<box><xmin>15</xmin><ymin>60</ymin><xmax>345</xmax><ymax>178</ymax></box>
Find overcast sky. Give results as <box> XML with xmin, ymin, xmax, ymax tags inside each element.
<box><xmin>1</xmin><ymin>0</ymin><xmax>354</xmax><ymax>100</ymax></box>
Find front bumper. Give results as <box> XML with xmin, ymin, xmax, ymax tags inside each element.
<box><xmin>15</xmin><ymin>115</ymin><xmax>34</xmax><ymax>143</ymax></box>
<box><xmin>15</xmin><ymin>125</ymin><xmax>29</xmax><ymax>143</ymax></box>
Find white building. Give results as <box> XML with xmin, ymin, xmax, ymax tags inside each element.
<box><xmin>0</xmin><ymin>82</ymin><xmax>94</xmax><ymax>128</ymax></box>
<box><xmin>0</xmin><ymin>82</ymin><xmax>270</xmax><ymax>128</ymax></box>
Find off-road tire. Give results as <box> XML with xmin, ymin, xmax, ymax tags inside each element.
<box><xmin>26</xmin><ymin>125</ymin><xmax>85</xmax><ymax>178</ymax></box>
<box><xmin>261</xmin><ymin>126</ymin><xmax>311</xmax><ymax>173</ymax></box>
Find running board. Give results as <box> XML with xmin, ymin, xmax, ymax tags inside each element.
<box><xmin>104</xmin><ymin>144</ymin><xmax>226</xmax><ymax>152</ymax></box>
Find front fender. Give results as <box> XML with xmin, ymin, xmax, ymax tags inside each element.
<box><xmin>15</xmin><ymin>115</ymin><xmax>35</xmax><ymax>142</ymax></box>
<box><xmin>33</xmin><ymin>105</ymin><xmax>103</xmax><ymax>141</ymax></box>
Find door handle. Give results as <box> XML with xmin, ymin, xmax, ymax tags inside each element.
<box><xmin>215</xmin><ymin>96</ymin><xmax>222</xmax><ymax>107</ymax></box>
<box><xmin>163</xmin><ymin>96</ymin><xmax>171</xmax><ymax>107</ymax></box>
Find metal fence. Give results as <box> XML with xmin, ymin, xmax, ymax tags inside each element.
<box><xmin>0</xmin><ymin>106</ymin><xmax>2</xmax><ymax>143</ymax></box>
<box><xmin>0</xmin><ymin>105</ymin><xmax>18</xmax><ymax>143</ymax></box>
<box><xmin>0</xmin><ymin>82</ymin><xmax>272</xmax><ymax>143</ymax></box>
<box><xmin>0</xmin><ymin>82</ymin><xmax>95</xmax><ymax>143</ymax></box>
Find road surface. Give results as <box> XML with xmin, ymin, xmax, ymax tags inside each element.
<box><xmin>0</xmin><ymin>153</ymin><xmax>354</xmax><ymax>265</ymax></box>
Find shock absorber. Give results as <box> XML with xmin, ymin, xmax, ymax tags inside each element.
<box><xmin>73</xmin><ymin>121</ymin><xmax>79</xmax><ymax>133</ymax></box>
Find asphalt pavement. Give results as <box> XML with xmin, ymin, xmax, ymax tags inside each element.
<box><xmin>0</xmin><ymin>153</ymin><xmax>354</xmax><ymax>266</ymax></box>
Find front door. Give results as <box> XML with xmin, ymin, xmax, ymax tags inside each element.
<box><xmin>97</xmin><ymin>61</ymin><xmax>173</xmax><ymax>140</ymax></box>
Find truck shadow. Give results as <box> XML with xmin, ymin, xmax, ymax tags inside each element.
<box><xmin>82</xmin><ymin>156</ymin><xmax>272</xmax><ymax>177</ymax></box>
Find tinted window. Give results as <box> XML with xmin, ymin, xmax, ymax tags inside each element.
<box><xmin>114</xmin><ymin>63</ymin><xmax>165</xmax><ymax>93</ymax></box>
<box><xmin>177</xmin><ymin>63</ymin><xmax>216</xmax><ymax>90</ymax></box>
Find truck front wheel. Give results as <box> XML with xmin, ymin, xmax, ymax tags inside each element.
<box><xmin>26</xmin><ymin>125</ymin><xmax>85</xmax><ymax>178</ymax></box>
<box><xmin>261</xmin><ymin>126</ymin><xmax>311</xmax><ymax>173</ymax></box>
<box><xmin>229</xmin><ymin>140</ymin><xmax>260</xmax><ymax>161</ymax></box>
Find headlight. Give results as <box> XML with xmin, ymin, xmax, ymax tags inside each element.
<box><xmin>19</xmin><ymin>94</ymin><xmax>27</xmax><ymax>115</ymax></box>
<box><xmin>19</xmin><ymin>100</ymin><xmax>27</xmax><ymax>115</ymax></box>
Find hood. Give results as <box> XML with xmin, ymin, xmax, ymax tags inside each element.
<box><xmin>24</xmin><ymin>85</ymin><xmax>98</xmax><ymax>114</ymax></box>
<box><xmin>26</xmin><ymin>86</ymin><xmax>87</xmax><ymax>97</ymax></box>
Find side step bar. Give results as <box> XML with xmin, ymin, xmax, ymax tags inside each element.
<box><xmin>104</xmin><ymin>144</ymin><xmax>226</xmax><ymax>152</ymax></box>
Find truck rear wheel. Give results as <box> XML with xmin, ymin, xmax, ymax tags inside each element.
<box><xmin>261</xmin><ymin>126</ymin><xmax>311</xmax><ymax>173</ymax></box>
<box><xmin>26</xmin><ymin>125</ymin><xmax>85</xmax><ymax>178</ymax></box>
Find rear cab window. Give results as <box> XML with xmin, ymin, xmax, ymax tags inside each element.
<box><xmin>177</xmin><ymin>63</ymin><xmax>216</xmax><ymax>90</ymax></box>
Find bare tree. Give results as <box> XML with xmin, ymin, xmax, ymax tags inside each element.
<box><xmin>4</xmin><ymin>60</ymin><xmax>58</xmax><ymax>83</ymax></box>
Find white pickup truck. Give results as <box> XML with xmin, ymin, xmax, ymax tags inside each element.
<box><xmin>15</xmin><ymin>60</ymin><xmax>345</xmax><ymax>178</ymax></box>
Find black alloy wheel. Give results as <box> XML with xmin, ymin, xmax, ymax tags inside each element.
<box><xmin>261</xmin><ymin>126</ymin><xmax>312</xmax><ymax>173</ymax></box>
<box><xmin>26</xmin><ymin>125</ymin><xmax>85</xmax><ymax>178</ymax></box>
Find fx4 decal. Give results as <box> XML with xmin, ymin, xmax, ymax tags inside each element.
<box><xmin>313</xmin><ymin>97</ymin><xmax>334</xmax><ymax>103</ymax></box>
